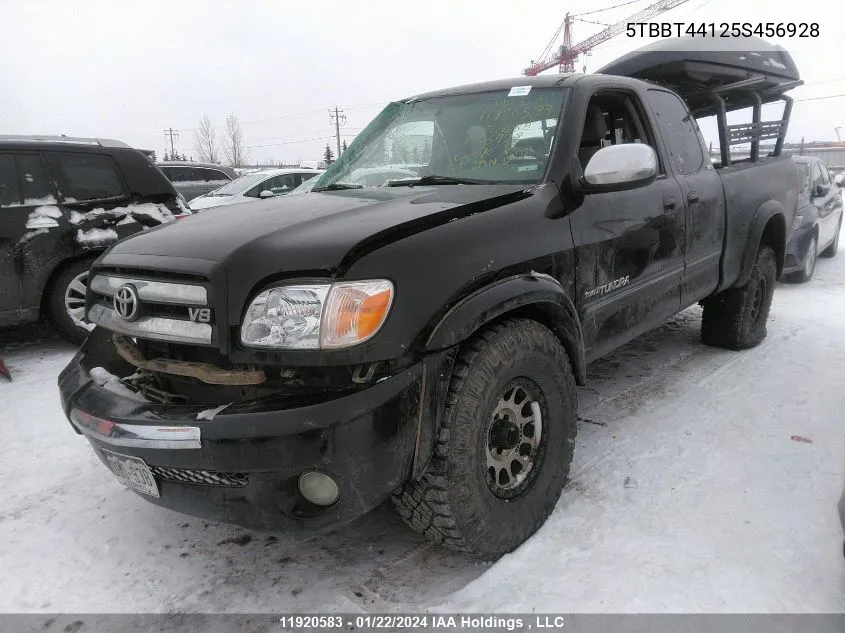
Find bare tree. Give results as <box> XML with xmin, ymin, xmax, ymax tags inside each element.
<box><xmin>223</xmin><ymin>113</ymin><xmax>248</xmax><ymax>167</ymax></box>
<box><xmin>194</xmin><ymin>114</ymin><xmax>219</xmax><ymax>163</ymax></box>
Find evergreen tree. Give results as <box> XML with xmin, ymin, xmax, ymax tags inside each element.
<box><xmin>323</xmin><ymin>143</ymin><xmax>335</xmax><ymax>165</ymax></box>
<box><xmin>341</xmin><ymin>140</ymin><xmax>348</xmax><ymax>153</ymax></box>
<box><xmin>163</xmin><ymin>151</ymin><xmax>171</xmax><ymax>161</ymax></box>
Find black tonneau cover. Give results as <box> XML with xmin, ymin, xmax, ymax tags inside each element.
<box><xmin>597</xmin><ymin>35</ymin><xmax>801</xmax><ymax>117</ymax></box>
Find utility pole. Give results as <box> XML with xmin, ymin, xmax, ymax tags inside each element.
<box><xmin>329</xmin><ymin>107</ymin><xmax>346</xmax><ymax>158</ymax></box>
<box><xmin>163</xmin><ymin>128</ymin><xmax>179</xmax><ymax>159</ymax></box>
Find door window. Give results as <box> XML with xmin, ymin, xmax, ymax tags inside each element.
<box><xmin>578</xmin><ymin>90</ymin><xmax>659</xmax><ymax>172</ymax></box>
<box><xmin>0</xmin><ymin>156</ymin><xmax>20</xmax><ymax>207</ymax></box>
<box><xmin>18</xmin><ymin>155</ymin><xmax>55</xmax><ymax>203</ymax></box>
<box><xmin>189</xmin><ymin>167</ymin><xmax>231</xmax><ymax>182</ymax></box>
<box><xmin>645</xmin><ymin>89</ymin><xmax>706</xmax><ymax>176</ymax></box>
<box><xmin>819</xmin><ymin>164</ymin><xmax>831</xmax><ymax>185</ymax></box>
<box><xmin>45</xmin><ymin>153</ymin><xmax>127</xmax><ymax>202</ymax></box>
<box><xmin>0</xmin><ymin>155</ymin><xmax>55</xmax><ymax>207</ymax></box>
<box><xmin>812</xmin><ymin>163</ymin><xmax>824</xmax><ymax>191</ymax></box>
<box><xmin>248</xmin><ymin>174</ymin><xmax>298</xmax><ymax>196</ymax></box>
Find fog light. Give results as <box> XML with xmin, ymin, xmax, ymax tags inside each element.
<box><xmin>298</xmin><ymin>471</ymin><xmax>339</xmax><ymax>506</ymax></box>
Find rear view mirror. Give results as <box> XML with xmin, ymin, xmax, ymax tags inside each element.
<box><xmin>582</xmin><ymin>143</ymin><xmax>658</xmax><ymax>192</ymax></box>
<box><xmin>259</xmin><ymin>190</ymin><xmax>274</xmax><ymax>198</ymax></box>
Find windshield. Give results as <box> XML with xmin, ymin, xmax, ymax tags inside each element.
<box><xmin>206</xmin><ymin>172</ymin><xmax>271</xmax><ymax>196</ymax></box>
<box><xmin>312</xmin><ymin>87</ymin><xmax>567</xmax><ymax>191</ymax></box>
<box><xmin>796</xmin><ymin>162</ymin><xmax>811</xmax><ymax>195</ymax></box>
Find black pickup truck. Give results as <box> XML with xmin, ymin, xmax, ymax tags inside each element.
<box><xmin>59</xmin><ymin>36</ymin><xmax>801</xmax><ymax>558</ymax></box>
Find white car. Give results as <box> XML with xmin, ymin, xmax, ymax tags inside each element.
<box><xmin>188</xmin><ymin>168</ymin><xmax>323</xmax><ymax>210</ymax></box>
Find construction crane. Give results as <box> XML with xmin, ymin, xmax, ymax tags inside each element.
<box><xmin>523</xmin><ymin>0</ymin><xmax>692</xmax><ymax>76</ymax></box>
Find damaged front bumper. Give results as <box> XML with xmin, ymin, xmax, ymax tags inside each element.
<box><xmin>57</xmin><ymin>330</ymin><xmax>434</xmax><ymax>535</ymax></box>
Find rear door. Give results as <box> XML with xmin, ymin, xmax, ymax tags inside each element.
<box><xmin>644</xmin><ymin>88</ymin><xmax>725</xmax><ymax>305</ymax></box>
<box><xmin>815</xmin><ymin>163</ymin><xmax>842</xmax><ymax>249</ymax></box>
<box><xmin>0</xmin><ymin>152</ymin><xmax>63</xmax><ymax>325</ymax></box>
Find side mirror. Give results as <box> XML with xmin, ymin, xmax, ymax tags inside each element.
<box><xmin>582</xmin><ymin>143</ymin><xmax>658</xmax><ymax>193</ymax></box>
<box><xmin>259</xmin><ymin>190</ymin><xmax>274</xmax><ymax>198</ymax></box>
<box><xmin>835</xmin><ymin>174</ymin><xmax>845</xmax><ymax>188</ymax></box>
<box><xmin>815</xmin><ymin>184</ymin><xmax>831</xmax><ymax>198</ymax></box>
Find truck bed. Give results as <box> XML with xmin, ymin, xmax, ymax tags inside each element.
<box><xmin>717</xmin><ymin>155</ymin><xmax>799</xmax><ymax>290</ymax></box>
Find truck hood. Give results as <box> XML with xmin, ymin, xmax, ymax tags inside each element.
<box><xmin>103</xmin><ymin>184</ymin><xmax>531</xmax><ymax>274</ymax></box>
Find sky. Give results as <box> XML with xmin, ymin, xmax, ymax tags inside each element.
<box><xmin>1</xmin><ymin>0</ymin><xmax>843</xmax><ymax>165</ymax></box>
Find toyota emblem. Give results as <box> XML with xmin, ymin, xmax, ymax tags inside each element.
<box><xmin>113</xmin><ymin>284</ymin><xmax>140</xmax><ymax>321</ymax></box>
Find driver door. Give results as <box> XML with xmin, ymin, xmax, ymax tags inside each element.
<box><xmin>568</xmin><ymin>89</ymin><xmax>685</xmax><ymax>361</ymax></box>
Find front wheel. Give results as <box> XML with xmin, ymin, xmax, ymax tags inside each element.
<box><xmin>700</xmin><ymin>246</ymin><xmax>777</xmax><ymax>350</ymax></box>
<box><xmin>392</xmin><ymin>318</ymin><xmax>578</xmax><ymax>559</ymax></box>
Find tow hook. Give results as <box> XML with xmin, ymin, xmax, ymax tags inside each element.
<box><xmin>351</xmin><ymin>363</ymin><xmax>378</xmax><ymax>384</ymax></box>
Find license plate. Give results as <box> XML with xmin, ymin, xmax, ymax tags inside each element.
<box><xmin>101</xmin><ymin>449</ymin><xmax>160</xmax><ymax>498</ymax></box>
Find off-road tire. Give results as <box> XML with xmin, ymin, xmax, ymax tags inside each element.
<box><xmin>46</xmin><ymin>258</ymin><xmax>95</xmax><ymax>345</ymax></box>
<box><xmin>820</xmin><ymin>216</ymin><xmax>841</xmax><ymax>258</ymax></box>
<box><xmin>785</xmin><ymin>235</ymin><xmax>817</xmax><ymax>283</ymax></box>
<box><xmin>700</xmin><ymin>246</ymin><xmax>777</xmax><ymax>350</ymax></box>
<box><xmin>392</xmin><ymin>318</ymin><xmax>578</xmax><ymax>559</ymax></box>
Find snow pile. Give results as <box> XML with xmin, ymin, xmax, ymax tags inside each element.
<box><xmin>89</xmin><ymin>367</ymin><xmax>148</xmax><ymax>402</ymax></box>
<box><xmin>76</xmin><ymin>228</ymin><xmax>118</xmax><ymax>246</ymax></box>
<box><xmin>24</xmin><ymin>205</ymin><xmax>63</xmax><ymax>229</ymax></box>
<box><xmin>17</xmin><ymin>228</ymin><xmax>49</xmax><ymax>244</ymax></box>
<box><xmin>6</xmin><ymin>195</ymin><xmax>58</xmax><ymax>208</ymax></box>
<box><xmin>67</xmin><ymin>202</ymin><xmax>176</xmax><ymax>225</ymax></box>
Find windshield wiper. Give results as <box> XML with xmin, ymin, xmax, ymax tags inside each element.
<box><xmin>386</xmin><ymin>175</ymin><xmax>487</xmax><ymax>187</ymax></box>
<box><xmin>312</xmin><ymin>182</ymin><xmax>363</xmax><ymax>191</ymax></box>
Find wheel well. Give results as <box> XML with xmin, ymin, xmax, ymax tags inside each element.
<box><xmin>479</xmin><ymin>302</ymin><xmax>587</xmax><ymax>386</ymax></box>
<box><xmin>760</xmin><ymin>214</ymin><xmax>786</xmax><ymax>278</ymax></box>
<box><xmin>39</xmin><ymin>252</ymin><xmax>101</xmax><ymax>318</ymax></box>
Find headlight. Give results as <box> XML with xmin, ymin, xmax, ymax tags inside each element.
<box><xmin>792</xmin><ymin>214</ymin><xmax>804</xmax><ymax>232</ymax></box>
<box><xmin>240</xmin><ymin>280</ymin><xmax>394</xmax><ymax>349</ymax></box>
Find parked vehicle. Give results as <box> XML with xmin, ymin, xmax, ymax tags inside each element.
<box><xmin>156</xmin><ymin>161</ymin><xmax>238</xmax><ymax>202</ymax></box>
<box><xmin>59</xmin><ymin>36</ymin><xmax>801</xmax><ymax>558</ymax></box>
<box><xmin>0</xmin><ymin>135</ymin><xmax>189</xmax><ymax>343</ymax></box>
<box><xmin>288</xmin><ymin>174</ymin><xmax>321</xmax><ymax>195</ymax></box>
<box><xmin>187</xmin><ymin>168</ymin><xmax>323</xmax><ymax>210</ymax></box>
<box><xmin>783</xmin><ymin>156</ymin><xmax>843</xmax><ymax>282</ymax></box>
<box><xmin>840</xmin><ymin>481</ymin><xmax>845</xmax><ymax>557</ymax></box>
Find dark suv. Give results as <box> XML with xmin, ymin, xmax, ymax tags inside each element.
<box><xmin>0</xmin><ymin>135</ymin><xmax>189</xmax><ymax>343</ymax></box>
<box><xmin>155</xmin><ymin>161</ymin><xmax>238</xmax><ymax>202</ymax></box>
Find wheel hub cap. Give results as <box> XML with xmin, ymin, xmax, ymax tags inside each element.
<box><xmin>485</xmin><ymin>382</ymin><xmax>544</xmax><ymax>497</ymax></box>
<box><xmin>64</xmin><ymin>271</ymin><xmax>90</xmax><ymax>325</ymax></box>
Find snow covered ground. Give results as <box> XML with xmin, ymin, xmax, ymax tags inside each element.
<box><xmin>2</xmin><ymin>229</ymin><xmax>845</xmax><ymax>616</ymax></box>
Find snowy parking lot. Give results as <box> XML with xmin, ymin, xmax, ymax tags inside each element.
<box><xmin>2</xmin><ymin>228</ymin><xmax>845</xmax><ymax>616</ymax></box>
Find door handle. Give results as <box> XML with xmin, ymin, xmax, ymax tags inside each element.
<box><xmin>688</xmin><ymin>191</ymin><xmax>700</xmax><ymax>204</ymax></box>
<box><xmin>663</xmin><ymin>196</ymin><xmax>677</xmax><ymax>211</ymax></box>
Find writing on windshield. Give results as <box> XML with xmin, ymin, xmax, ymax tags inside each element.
<box><xmin>312</xmin><ymin>87</ymin><xmax>567</xmax><ymax>190</ymax></box>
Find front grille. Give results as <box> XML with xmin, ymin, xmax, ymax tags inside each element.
<box><xmin>150</xmin><ymin>465</ymin><xmax>249</xmax><ymax>487</ymax></box>
<box><xmin>87</xmin><ymin>269</ymin><xmax>216</xmax><ymax>346</ymax></box>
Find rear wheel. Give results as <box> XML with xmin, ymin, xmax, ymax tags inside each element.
<box><xmin>701</xmin><ymin>246</ymin><xmax>777</xmax><ymax>350</ymax></box>
<box><xmin>392</xmin><ymin>318</ymin><xmax>578</xmax><ymax>559</ymax></box>
<box><xmin>785</xmin><ymin>235</ymin><xmax>817</xmax><ymax>283</ymax></box>
<box><xmin>46</xmin><ymin>259</ymin><xmax>95</xmax><ymax>344</ymax></box>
